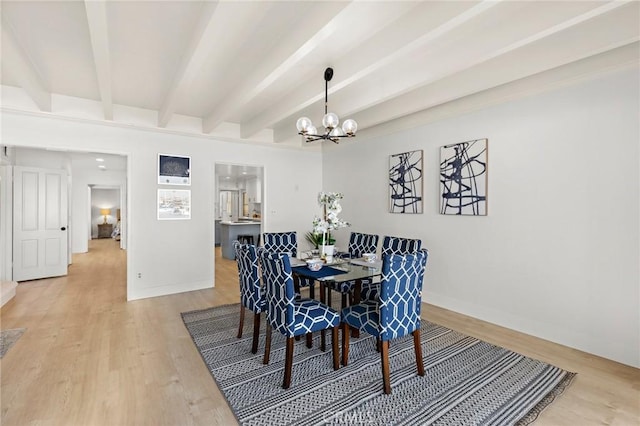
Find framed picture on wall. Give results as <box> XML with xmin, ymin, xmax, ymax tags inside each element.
<box><xmin>439</xmin><ymin>138</ymin><xmax>488</xmax><ymax>215</ymax></box>
<box><xmin>157</xmin><ymin>189</ymin><xmax>191</xmax><ymax>220</ymax></box>
<box><xmin>158</xmin><ymin>154</ymin><xmax>191</xmax><ymax>185</ymax></box>
<box><xmin>389</xmin><ymin>149</ymin><xmax>423</xmax><ymax>213</ymax></box>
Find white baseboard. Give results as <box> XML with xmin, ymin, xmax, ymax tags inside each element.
<box><xmin>127</xmin><ymin>279</ymin><xmax>212</xmax><ymax>301</ymax></box>
<box><xmin>1</xmin><ymin>280</ymin><xmax>17</xmax><ymax>307</ymax></box>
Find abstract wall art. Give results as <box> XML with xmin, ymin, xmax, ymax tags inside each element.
<box><xmin>440</xmin><ymin>138</ymin><xmax>488</xmax><ymax>215</ymax></box>
<box><xmin>389</xmin><ymin>150</ymin><xmax>423</xmax><ymax>214</ymax></box>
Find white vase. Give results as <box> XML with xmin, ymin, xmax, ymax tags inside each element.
<box><xmin>321</xmin><ymin>244</ymin><xmax>335</xmax><ymax>262</ymax></box>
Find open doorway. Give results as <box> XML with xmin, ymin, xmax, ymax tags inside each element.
<box><xmin>0</xmin><ymin>146</ymin><xmax>128</xmax><ymax>287</ymax></box>
<box><xmin>89</xmin><ymin>186</ymin><xmax>122</xmax><ymax>243</ymax></box>
<box><xmin>214</xmin><ymin>163</ymin><xmax>264</xmax><ymax>270</ymax></box>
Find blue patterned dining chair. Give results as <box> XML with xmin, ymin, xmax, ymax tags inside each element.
<box><xmin>234</xmin><ymin>241</ymin><xmax>266</xmax><ymax>354</ymax></box>
<box><xmin>361</xmin><ymin>235</ymin><xmax>422</xmax><ymax>302</ymax></box>
<box><xmin>341</xmin><ymin>249</ymin><xmax>429</xmax><ymax>394</ymax></box>
<box><xmin>259</xmin><ymin>249</ymin><xmax>340</xmax><ymax>389</ymax></box>
<box><xmin>329</xmin><ymin>232</ymin><xmax>379</xmax><ymax>309</ymax></box>
<box><xmin>262</xmin><ymin>231</ymin><xmax>315</xmax><ymax>296</ymax></box>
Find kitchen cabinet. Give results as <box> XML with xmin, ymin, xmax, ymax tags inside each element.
<box><xmin>215</xmin><ymin>220</ymin><xmax>221</xmax><ymax>246</ymax></box>
<box><xmin>246</xmin><ymin>177</ymin><xmax>262</xmax><ymax>203</ymax></box>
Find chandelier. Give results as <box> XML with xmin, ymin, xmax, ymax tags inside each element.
<box><xmin>296</xmin><ymin>67</ymin><xmax>357</xmax><ymax>144</ymax></box>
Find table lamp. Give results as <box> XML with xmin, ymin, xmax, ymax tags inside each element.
<box><xmin>100</xmin><ymin>208</ymin><xmax>110</xmax><ymax>224</ymax></box>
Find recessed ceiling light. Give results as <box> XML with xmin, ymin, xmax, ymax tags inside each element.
<box><xmin>242</xmin><ymin>172</ymin><xmax>247</xmax><ymax>175</ymax></box>
<box><xmin>96</xmin><ymin>158</ymin><xmax>104</xmax><ymax>162</ymax></box>
<box><xmin>225</xmin><ymin>176</ymin><xmax>230</xmax><ymax>179</ymax></box>
<box><xmin>98</xmin><ymin>165</ymin><xmax>106</xmax><ymax>169</ymax></box>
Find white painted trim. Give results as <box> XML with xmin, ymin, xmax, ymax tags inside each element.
<box><xmin>127</xmin><ymin>279</ymin><xmax>213</xmax><ymax>301</ymax></box>
<box><xmin>0</xmin><ymin>106</ymin><xmax>316</xmax><ymax>151</ymax></box>
<box><xmin>0</xmin><ymin>165</ymin><xmax>13</xmax><ymax>282</ymax></box>
<box><xmin>1</xmin><ymin>280</ymin><xmax>17</xmax><ymax>307</ymax></box>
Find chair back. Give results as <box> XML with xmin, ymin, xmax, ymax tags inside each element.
<box><xmin>381</xmin><ymin>235</ymin><xmax>422</xmax><ymax>256</ymax></box>
<box><xmin>258</xmin><ymin>249</ymin><xmax>296</xmax><ymax>336</ymax></box>
<box><xmin>348</xmin><ymin>232</ymin><xmax>379</xmax><ymax>258</ymax></box>
<box><xmin>262</xmin><ymin>231</ymin><xmax>298</xmax><ymax>257</ymax></box>
<box><xmin>233</xmin><ymin>241</ymin><xmax>263</xmax><ymax>312</ymax></box>
<box><xmin>379</xmin><ymin>250</ymin><xmax>428</xmax><ymax>341</ymax></box>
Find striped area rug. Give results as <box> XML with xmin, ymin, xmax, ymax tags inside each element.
<box><xmin>182</xmin><ymin>304</ymin><xmax>575</xmax><ymax>426</ymax></box>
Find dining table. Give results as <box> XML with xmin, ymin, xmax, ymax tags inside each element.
<box><xmin>290</xmin><ymin>257</ymin><xmax>383</xmax><ymax>350</ymax></box>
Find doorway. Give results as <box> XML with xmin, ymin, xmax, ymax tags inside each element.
<box><xmin>1</xmin><ymin>147</ymin><xmax>128</xmax><ymax>285</ymax></box>
<box><xmin>89</xmin><ymin>186</ymin><xmax>121</xmax><ymax>243</ymax></box>
<box><xmin>214</xmin><ymin>163</ymin><xmax>264</xmax><ymax>270</ymax></box>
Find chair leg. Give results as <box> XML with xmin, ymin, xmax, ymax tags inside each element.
<box><xmin>413</xmin><ymin>329</ymin><xmax>425</xmax><ymax>376</ymax></box>
<box><xmin>237</xmin><ymin>305</ymin><xmax>245</xmax><ymax>338</ymax></box>
<box><xmin>321</xmin><ymin>329</ymin><xmax>326</xmax><ymax>352</ymax></box>
<box><xmin>342</xmin><ymin>323</ymin><xmax>350</xmax><ymax>366</ymax></box>
<box><xmin>332</xmin><ymin>326</ymin><xmax>339</xmax><ymax>370</ymax></box>
<box><xmin>341</xmin><ymin>293</ymin><xmax>347</xmax><ymax>310</ymax></box>
<box><xmin>251</xmin><ymin>312</ymin><xmax>261</xmax><ymax>354</ymax></box>
<box><xmin>306</xmin><ymin>332</ymin><xmax>313</xmax><ymax>348</ymax></box>
<box><xmin>283</xmin><ymin>337</ymin><xmax>294</xmax><ymax>389</ymax></box>
<box><xmin>381</xmin><ymin>340</ymin><xmax>392</xmax><ymax>394</ymax></box>
<box><xmin>376</xmin><ymin>337</ymin><xmax>381</xmax><ymax>352</ymax></box>
<box><xmin>263</xmin><ymin>323</ymin><xmax>272</xmax><ymax>365</ymax></box>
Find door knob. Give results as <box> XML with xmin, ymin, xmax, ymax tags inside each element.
<box><xmin>61</xmin><ymin>227</ymin><xmax>67</xmax><ymax>231</ymax></box>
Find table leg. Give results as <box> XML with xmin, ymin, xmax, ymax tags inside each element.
<box><xmin>320</xmin><ymin>282</ymin><xmax>326</xmax><ymax>351</ymax></box>
<box><xmin>351</xmin><ymin>279</ymin><xmax>361</xmax><ymax>338</ymax></box>
<box><xmin>309</xmin><ymin>279</ymin><xmax>315</xmax><ymax>299</ymax></box>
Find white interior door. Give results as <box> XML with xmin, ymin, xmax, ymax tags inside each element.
<box><xmin>13</xmin><ymin>166</ymin><xmax>68</xmax><ymax>281</ymax></box>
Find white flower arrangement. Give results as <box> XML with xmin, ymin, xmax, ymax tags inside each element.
<box><xmin>311</xmin><ymin>191</ymin><xmax>350</xmax><ymax>246</ymax></box>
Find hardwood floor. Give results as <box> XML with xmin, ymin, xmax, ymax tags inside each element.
<box><xmin>1</xmin><ymin>239</ymin><xmax>638</xmax><ymax>425</ymax></box>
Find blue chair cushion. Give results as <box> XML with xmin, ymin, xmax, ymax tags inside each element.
<box><xmin>292</xmin><ymin>298</ymin><xmax>340</xmax><ymax>336</ymax></box>
<box><xmin>329</xmin><ymin>277</ymin><xmax>373</xmax><ymax>294</ymax></box>
<box><xmin>360</xmin><ymin>282</ymin><xmax>379</xmax><ymax>301</ymax></box>
<box><xmin>341</xmin><ymin>300</ymin><xmax>380</xmax><ymax>338</ymax></box>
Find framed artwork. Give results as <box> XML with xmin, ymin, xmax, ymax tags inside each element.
<box><xmin>158</xmin><ymin>154</ymin><xmax>190</xmax><ymax>185</ymax></box>
<box><xmin>157</xmin><ymin>189</ymin><xmax>191</xmax><ymax>220</ymax></box>
<box><xmin>440</xmin><ymin>138</ymin><xmax>488</xmax><ymax>215</ymax></box>
<box><xmin>389</xmin><ymin>150</ymin><xmax>423</xmax><ymax>213</ymax></box>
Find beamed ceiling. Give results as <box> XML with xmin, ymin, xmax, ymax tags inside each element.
<box><xmin>1</xmin><ymin>1</ymin><xmax>638</xmax><ymax>146</ymax></box>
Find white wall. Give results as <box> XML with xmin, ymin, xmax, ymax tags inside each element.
<box><xmin>323</xmin><ymin>68</ymin><xmax>639</xmax><ymax>368</ymax></box>
<box><xmin>1</xmin><ymin>115</ymin><xmax>323</xmax><ymax>301</ymax></box>
<box><xmin>90</xmin><ymin>188</ymin><xmax>119</xmax><ymax>238</ymax></box>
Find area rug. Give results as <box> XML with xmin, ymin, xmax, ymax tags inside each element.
<box><xmin>0</xmin><ymin>328</ymin><xmax>26</xmax><ymax>358</ymax></box>
<box><xmin>182</xmin><ymin>304</ymin><xmax>575</xmax><ymax>426</ymax></box>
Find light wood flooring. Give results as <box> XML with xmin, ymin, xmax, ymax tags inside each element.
<box><xmin>1</xmin><ymin>239</ymin><xmax>638</xmax><ymax>425</ymax></box>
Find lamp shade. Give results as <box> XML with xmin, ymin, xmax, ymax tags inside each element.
<box><xmin>100</xmin><ymin>208</ymin><xmax>110</xmax><ymax>216</ymax></box>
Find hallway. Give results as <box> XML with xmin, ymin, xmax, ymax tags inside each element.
<box><xmin>1</xmin><ymin>239</ymin><xmax>238</xmax><ymax>425</ymax></box>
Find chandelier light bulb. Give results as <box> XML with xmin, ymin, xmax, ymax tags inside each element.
<box><xmin>322</xmin><ymin>112</ymin><xmax>339</xmax><ymax>130</ymax></box>
<box><xmin>295</xmin><ymin>68</ymin><xmax>357</xmax><ymax>144</ymax></box>
<box><xmin>296</xmin><ymin>117</ymin><xmax>312</xmax><ymax>134</ymax></box>
<box><xmin>342</xmin><ymin>119</ymin><xmax>358</xmax><ymax>136</ymax></box>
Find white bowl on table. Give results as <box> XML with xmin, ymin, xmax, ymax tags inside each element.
<box><xmin>306</xmin><ymin>258</ymin><xmax>323</xmax><ymax>271</ymax></box>
<box><xmin>362</xmin><ymin>253</ymin><xmax>377</xmax><ymax>263</ymax></box>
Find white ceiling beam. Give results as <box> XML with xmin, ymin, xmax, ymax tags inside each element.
<box><xmin>356</xmin><ymin>19</ymin><xmax>640</xmax><ymax>133</ymax></box>
<box><xmin>84</xmin><ymin>0</ymin><xmax>113</xmax><ymax>120</ymax></box>
<box><xmin>1</xmin><ymin>19</ymin><xmax>51</xmax><ymax>112</ymax></box>
<box><xmin>359</xmin><ymin>42</ymin><xmax>640</xmax><ymax>141</ymax></box>
<box><xmin>315</xmin><ymin>0</ymin><xmax>637</xmax><ymax>125</ymax></box>
<box><xmin>202</xmin><ymin>1</ymin><xmax>403</xmax><ymax>134</ymax></box>
<box><xmin>157</xmin><ymin>1</ymin><xmax>219</xmax><ymax>128</ymax></box>
<box><xmin>158</xmin><ymin>2</ymin><xmax>272</xmax><ymax>129</ymax></box>
<box><xmin>240</xmin><ymin>0</ymin><xmax>500</xmax><ymax>139</ymax></box>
